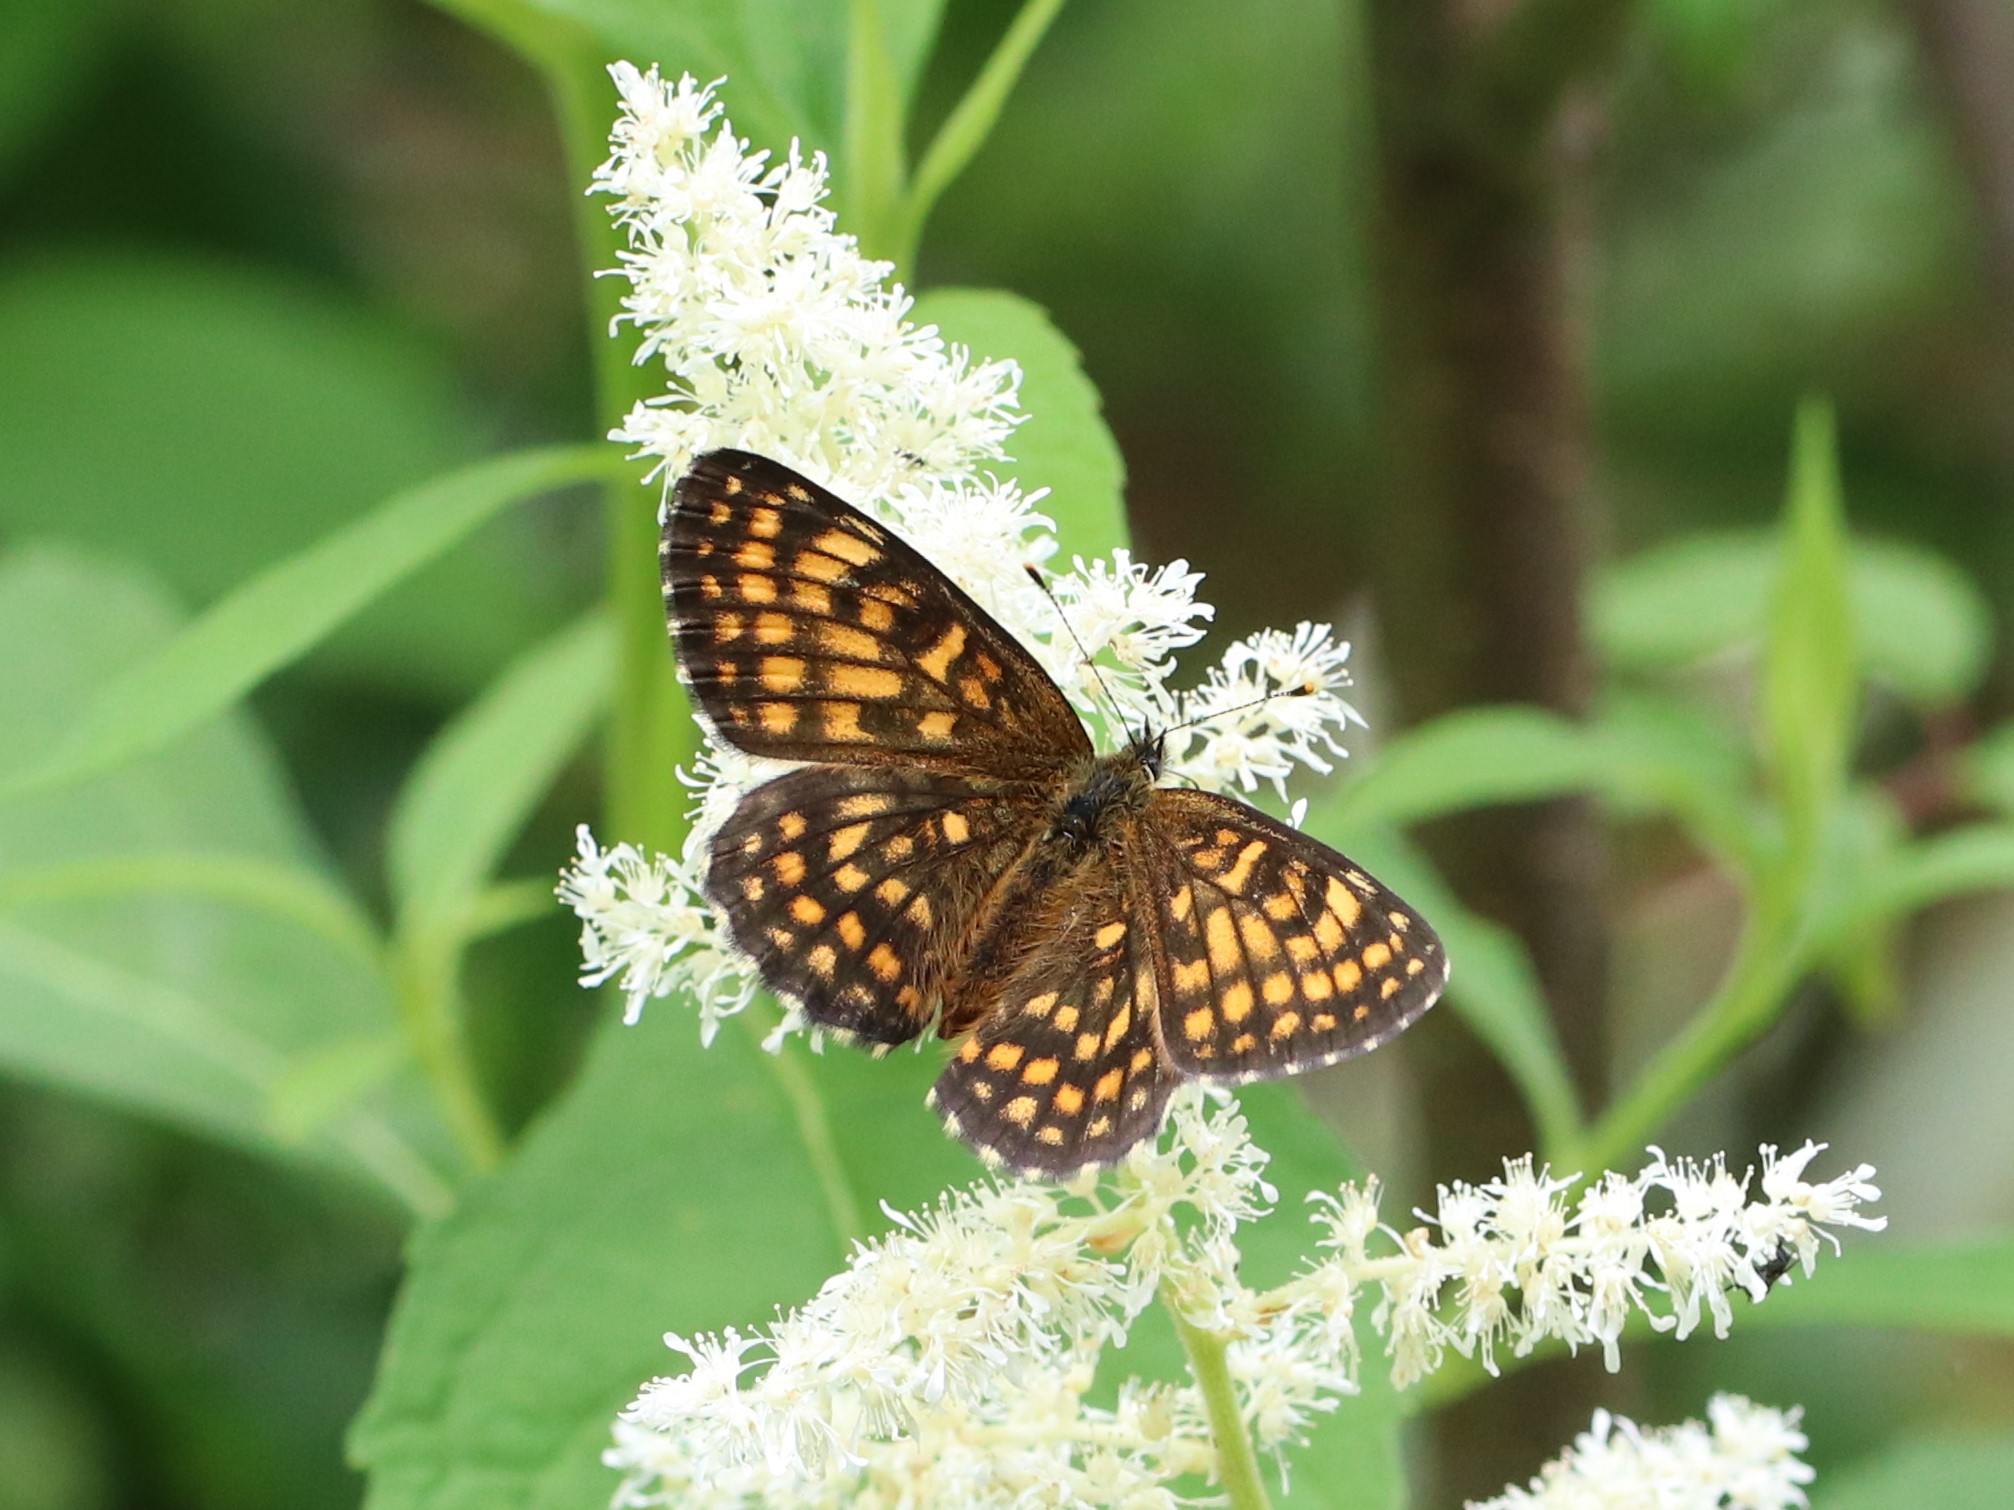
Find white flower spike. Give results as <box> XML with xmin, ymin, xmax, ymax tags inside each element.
<box><xmin>560</xmin><ymin>68</ymin><xmax>1367</xmax><ymax>1038</ymax></box>
<box><xmin>607</xmin><ymin>1091</ymin><xmax>1879</xmax><ymax>1507</ymax></box>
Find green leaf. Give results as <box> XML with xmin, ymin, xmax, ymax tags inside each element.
<box><xmin>0</xmin><ymin>445</ymin><xmax>614</xmax><ymax>805</ymax></box>
<box><xmin>1586</xmin><ymin>691</ymin><xmax>1761</xmax><ymax>870</ymax></box>
<box><xmin>1830</xmin><ymin>823</ymin><xmax>2014</xmax><ymax>937</ymax></box>
<box><xmin>1761</xmin><ymin>400</ymin><xmax>1857</xmax><ymax>873</ymax></box>
<box><xmin>1326</xmin><ymin>707</ymin><xmax>1612</xmax><ymax>829</ymax></box>
<box><xmin>388</xmin><ymin>612</ymin><xmax>614</xmax><ymax>934</ymax></box>
<box><xmin>383</xmin><ymin>611</ymin><xmax>617</xmax><ymax>1170</ymax></box>
<box><xmin>1282</xmin><ymin>1319</ymin><xmax>1406</xmax><ymax>1510</ymax></box>
<box><xmin>0</xmin><ymin>253</ymin><xmax>578</xmax><ymax>697</ymax></box>
<box><xmin>496</xmin><ymin>0</ymin><xmax>939</xmax><ymax>155</ymax></box>
<box><xmin>1804</xmin><ymin>790</ymin><xmax>1908</xmax><ymax>1023</ymax></box>
<box><xmin>843</xmin><ymin>0</ymin><xmax>909</xmax><ymax>259</ymax></box>
<box><xmin>268</xmin><ymin>1032</ymin><xmax>410</xmax><ymax>1144</ymax></box>
<box><xmin>1323</xmin><ymin>699</ymin><xmax>1760</xmax><ymax>875</ymax></box>
<box><xmin>1741</xmin><ymin>1233</ymin><xmax>2014</xmax><ymax>1337</ymax></box>
<box><xmin>1303</xmin><ymin>820</ymin><xmax>1583</xmax><ymax>1164</ymax></box>
<box><xmin>1820</xmin><ymin>1434</ymin><xmax>2014</xmax><ymax>1510</ymax></box>
<box><xmin>1592</xmin><ymin>531</ymin><xmax>1989</xmax><ymax>707</ymax></box>
<box><xmin>903</xmin><ymin>0</ymin><xmax>1067</xmax><ymax>252</ymax></box>
<box><xmin>912</xmin><ymin>288</ymin><xmax>1129</xmax><ymax>555</ymax></box>
<box><xmin>1850</xmin><ymin>537</ymin><xmax>1993</xmax><ymax>706</ymax></box>
<box><xmin>352</xmin><ymin>1007</ymin><xmax>858</xmax><ymax>1510</ymax></box>
<box><xmin>0</xmin><ymin>0</ymin><xmax>113</xmax><ymax>179</ymax></box>
<box><xmin>1966</xmin><ymin>721</ymin><xmax>2014</xmax><ymax>817</ymax></box>
<box><xmin>0</xmin><ymin>546</ymin><xmax>449</xmax><ymax>1216</ymax></box>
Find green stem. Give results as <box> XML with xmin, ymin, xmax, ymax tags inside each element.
<box><xmin>1168</xmin><ymin>1297</ymin><xmax>1273</xmax><ymax>1510</ymax></box>
<box><xmin>741</xmin><ymin>1012</ymin><xmax>869</xmax><ymax>1248</ymax></box>
<box><xmin>330</xmin><ymin>1109</ymin><xmax>459</xmax><ymax>1222</ymax></box>
<box><xmin>551</xmin><ymin>68</ymin><xmax>697</xmax><ymax>852</ymax></box>
<box><xmin>460</xmin><ymin>877</ymin><xmax>570</xmax><ymax>943</ymax></box>
<box><xmin>892</xmin><ymin>0</ymin><xmax>1070</xmax><ymax>267</ymax></box>
<box><xmin>393</xmin><ymin>934</ymin><xmax>506</xmax><ymax>1172</ymax></box>
<box><xmin>435</xmin><ymin>0</ymin><xmax>694</xmax><ymax>849</ymax></box>
<box><xmin>845</xmin><ymin>0</ymin><xmax>910</xmax><ymax>264</ymax></box>
<box><xmin>1576</xmin><ymin>905</ymin><xmax>1805</xmax><ymax>1173</ymax></box>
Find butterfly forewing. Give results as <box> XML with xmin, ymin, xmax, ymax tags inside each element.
<box><xmin>665</xmin><ymin>450</ymin><xmax>1090</xmax><ymax>778</ymax></box>
<box><xmin>928</xmin><ymin>885</ymin><xmax>1174</xmax><ymax>1175</ymax></box>
<box><xmin>1145</xmin><ymin>789</ymin><xmax>1446</xmax><ymax>1081</ymax></box>
<box><xmin>706</xmin><ymin>765</ymin><xmax>1035</xmax><ymax>1046</ymax></box>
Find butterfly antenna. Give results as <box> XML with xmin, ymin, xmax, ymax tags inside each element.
<box><xmin>1159</xmin><ymin>682</ymin><xmax>1320</xmax><ymax>737</ymax></box>
<box><xmin>1021</xmin><ymin>564</ymin><xmax>1135</xmax><ymax>742</ymax></box>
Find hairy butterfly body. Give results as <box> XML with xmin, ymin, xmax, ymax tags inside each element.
<box><xmin>663</xmin><ymin>448</ymin><xmax>1446</xmax><ymax>1176</ymax></box>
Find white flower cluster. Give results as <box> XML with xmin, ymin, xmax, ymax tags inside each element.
<box><xmin>565</xmin><ymin>66</ymin><xmax>1365</xmax><ymax>1035</ymax></box>
<box><xmin>606</xmin><ymin>1094</ymin><xmax>1265</xmax><ymax>1509</ymax></box>
<box><xmin>1467</xmin><ymin>1395</ymin><xmax>1815</xmax><ymax>1510</ymax></box>
<box><xmin>607</xmin><ymin>1097</ymin><xmax>1881</xmax><ymax>1507</ymax></box>
<box><xmin>1290</xmin><ymin>1141</ymin><xmax>1885</xmax><ymax>1388</ymax></box>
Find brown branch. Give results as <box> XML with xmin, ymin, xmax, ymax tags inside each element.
<box><xmin>1355</xmin><ymin>2</ymin><xmax>1638</xmax><ymax>1499</ymax></box>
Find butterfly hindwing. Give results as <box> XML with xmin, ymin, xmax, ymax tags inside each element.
<box><xmin>1144</xmin><ymin>789</ymin><xmax>1446</xmax><ymax>1081</ymax></box>
<box><xmin>707</xmin><ymin>764</ymin><xmax>1035</xmax><ymax>1046</ymax></box>
<box><xmin>927</xmin><ymin>886</ymin><xmax>1174</xmax><ymax>1175</ymax></box>
<box><xmin>665</xmin><ymin>450</ymin><xmax>1091</xmax><ymax>778</ymax></box>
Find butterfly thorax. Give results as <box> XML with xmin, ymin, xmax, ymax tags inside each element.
<box><xmin>1043</xmin><ymin>744</ymin><xmax>1158</xmax><ymax>855</ymax></box>
<box><xmin>934</xmin><ymin>747</ymin><xmax>1159</xmax><ymax>1037</ymax></box>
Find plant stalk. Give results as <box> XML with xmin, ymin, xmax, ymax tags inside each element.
<box><xmin>1168</xmin><ymin>1300</ymin><xmax>1273</xmax><ymax>1510</ymax></box>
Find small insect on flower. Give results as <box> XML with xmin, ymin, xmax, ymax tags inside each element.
<box><xmin>660</xmin><ymin>448</ymin><xmax>1448</xmax><ymax>1176</ymax></box>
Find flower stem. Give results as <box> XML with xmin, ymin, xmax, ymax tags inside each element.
<box><xmin>844</xmin><ymin>0</ymin><xmax>909</xmax><ymax>264</ymax></box>
<box><xmin>1577</xmin><ymin>905</ymin><xmax>1805</xmax><ymax>1174</ymax></box>
<box><xmin>1168</xmin><ymin>1299</ymin><xmax>1274</xmax><ymax>1510</ymax></box>
<box><xmin>392</xmin><ymin>932</ymin><xmax>506</xmax><ymax>1171</ymax></box>
<box><xmin>741</xmin><ymin>1012</ymin><xmax>869</xmax><ymax>1248</ymax></box>
<box><xmin>892</xmin><ymin>0</ymin><xmax>1070</xmax><ymax>267</ymax></box>
<box><xmin>440</xmin><ymin>0</ymin><xmax>695</xmax><ymax>848</ymax></box>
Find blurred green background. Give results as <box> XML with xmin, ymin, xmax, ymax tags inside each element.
<box><xmin>3</xmin><ymin>0</ymin><xmax>2014</xmax><ymax>1506</ymax></box>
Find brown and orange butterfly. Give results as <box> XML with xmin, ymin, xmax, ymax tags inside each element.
<box><xmin>663</xmin><ymin>449</ymin><xmax>1446</xmax><ymax>1177</ymax></box>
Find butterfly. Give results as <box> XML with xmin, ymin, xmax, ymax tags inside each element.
<box><xmin>662</xmin><ymin>449</ymin><xmax>1447</xmax><ymax>1176</ymax></box>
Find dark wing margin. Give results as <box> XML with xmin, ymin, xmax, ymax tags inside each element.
<box><xmin>664</xmin><ymin>449</ymin><xmax>1091</xmax><ymax>778</ymax></box>
<box><xmin>927</xmin><ymin>889</ymin><xmax>1174</xmax><ymax>1177</ymax></box>
<box><xmin>1143</xmin><ymin>789</ymin><xmax>1447</xmax><ymax>1083</ymax></box>
<box><xmin>706</xmin><ymin>764</ymin><xmax>1034</xmax><ymax>1047</ymax></box>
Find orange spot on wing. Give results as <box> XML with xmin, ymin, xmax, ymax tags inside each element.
<box><xmin>827</xmin><ymin>664</ymin><xmax>904</xmax><ymax>699</ymax></box>
<box><xmin>812</xmin><ymin>529</ymin><xmax>879</xmax><ymax>567</ymax></box>
<box><xmin>1220</xmin><ymin>981</ymin><xmax>1253</xmax><ymax>1023</ymax></box>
